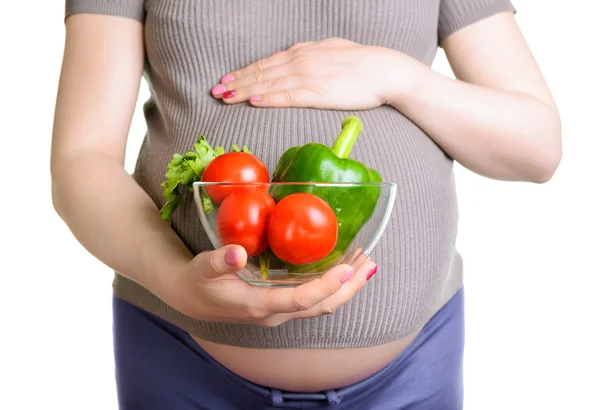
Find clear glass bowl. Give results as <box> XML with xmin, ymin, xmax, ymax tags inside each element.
<box><xmin>193</xmin><ymin>181</ymin><xmax>397</xmax><ymax>287</ymax></box>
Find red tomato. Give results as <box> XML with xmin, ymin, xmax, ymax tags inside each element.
<box><xmin>216</xmin><ymin>189</ymin><xmax>275</xmax><ymax>257</ymax></box>
<box><xmin>201</xmin><ymin>152</ymin><xmax>269</xmax><ymax>204</ymax></box>
<box><xmin>267</xmin><ymin>193</ymin><xmax>338</xmax><ymax>265</ymax></box>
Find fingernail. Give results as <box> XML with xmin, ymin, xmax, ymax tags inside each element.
<box><xmin>367</xmin><ymin>265</ymin><xmax>378</xmax><ymax>280</ymax></box>
<box><xmin>211</xmin><ymin>84</ymin><xmax>226</xmax><ymax>96</ymax></box>
<box><xmin>340</xmin><ymin>267</ymin><xmax>355</xmax><ymax>283</ymax></box>
<box><xmin>224</xmin><ymin>249</ymin><xmax>239</xmax><ymax>266</ymax></box>
<box><xmin>222</xmin><ymin>90</ymin><xmax>235</xmax><ymax>99</ymax></box>
<box><xmin>220</xmin><ymin>74</ymin><xmax>235</xmax><ymax>84</ymax></box>
<box><xmin>250</xmin><ymin>95</ymin><xmax>262</xmax><ymax>102</ymax></box>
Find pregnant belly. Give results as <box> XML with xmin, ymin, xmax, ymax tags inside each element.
<box><xmin>191</xmin><ymin>329</ymin><xmax>420</xmax><ymax>392</ymax></box>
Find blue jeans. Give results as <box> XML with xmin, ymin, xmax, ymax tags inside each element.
<box><xmin>113</xmin><ymin>288</ymin><xmax>464</xmax><ymax>410</ymax></box>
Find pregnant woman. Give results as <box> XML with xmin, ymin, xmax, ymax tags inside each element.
<box><xmin>51</xmin><ymin>1</ymin><xmax>561</xmax><ymax>409</ymax></box>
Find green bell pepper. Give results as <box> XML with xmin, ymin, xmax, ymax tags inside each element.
<box><xmin>270</xmin><ymin>116</ymin><xmax>382</xmax><ymax>273</ymax></box>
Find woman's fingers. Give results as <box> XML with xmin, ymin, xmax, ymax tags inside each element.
<box><xmin>216</xmin><ymin>64</ymin><xmax>293</xmax><ymax>95</ymax></box>
<box><xmin>248</xmin><ymin>88</ymin><xmax>321</xmax><ymax>108</ymax></box>
<box><xmin>286</xmin><ymin>259</ymin><xmax>375</xmax><ymax>320</ymax></box>
<box><xmin>318</xmin><ymin>258</ymin><xmax>376</xmax><ymax>314</ymax></box>
<box><xmin>191</xmin><ymin>245</ymin><xmax>248</xmax><ymax>279</ymax></box>
<box><xmin>342</xmin><ymin>248</ymin><xmax>367</xmax><ymax>266</ymax></box>
<box><xmin>218</xmin><ymin>76</ymin><xmax>311</xmax><ymax>105</ymax></box>
<box><xmin>223</xmin><ymin>41</ymin><xmax>315</xmax><ymax>82</ymax></box>
<box><xmin>260</xmin><ymin>258</ymin><xmax>376</xmax><ymax>326</ymax></box>
<box><xmin>213</xmin><ymin>41</ymin><xmax>319</xmax><ymax>100</ymax></box>
<box><xmin>223</xmin><ymin>52</ymin><xmax>292</xmax><ymax>85</ymax></box>
<box><xmin>260</xmin><ymin>263</ymin><xmax>355</xmax><ymax>315</ymax></box>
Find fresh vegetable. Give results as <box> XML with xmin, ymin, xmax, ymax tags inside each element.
<box><xmin>159</xmin><ymin>135</ymin><xmax>252</xmax><ymax>223</ymax></box>
<box><xmin>160</xmin><ymin>117</ymin><xmax>384</xmax><ymax>281</ymax></box>
<box><xmin>269</xmin><ymin>116</ymin><xmax>381</xmax><ymax>270</ymax></box>
<box><xmin>267</xmin><ymin>193</ymin><xmax>338</xmax><ymax>265</ymax></box>
<box><xmin>201</xmin><ymin>152</ymin><xmax>269</xmax><ymax>205</ymax></box>
<box><xmin>216</xmin><ymin>189</ymin><xmax>275</xmax><ymax>257</ymax></box>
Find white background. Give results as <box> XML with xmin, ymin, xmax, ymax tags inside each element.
<box><xmin>1</xmin><ymin>1</ymin><xmax>599</xmax><ymax>409</ymax></box>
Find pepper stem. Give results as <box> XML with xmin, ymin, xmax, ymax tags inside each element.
<box><xmin>331</xmin><ymin>116</ymin><xmax>363</xmax><ymax>159</ymax></box>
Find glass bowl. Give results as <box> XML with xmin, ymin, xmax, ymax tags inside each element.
<box><xmin>192</xmin><ymin>181</ymin><xmax>397</xmax><ymax>287</ymax></box>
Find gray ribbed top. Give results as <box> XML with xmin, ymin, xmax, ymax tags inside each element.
<box><xmin>65</xmin><ymin>0</ymin><xmax>515</xmax><ymax>348</ymax></box>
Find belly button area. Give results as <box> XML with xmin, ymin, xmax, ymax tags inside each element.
<box><xmin>190</xmin><ymin>333</ymin><xmax>423</xmax><ymax>392</ymax></box>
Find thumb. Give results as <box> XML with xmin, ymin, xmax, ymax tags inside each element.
<box><xmin>192</xmin><ymin>245</ymin><xmax>248</xmax><ymax>279</ymax></box>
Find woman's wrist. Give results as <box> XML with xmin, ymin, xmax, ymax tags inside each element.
<box><xmin>135</xmin><ymin>226</ymin><xmax>195</xmax><ymax>305</ymax></box>
<box><xmin>145</xmin><ymin>254</ymin><xmax>192</xmax><ymax>311</ymax></box>
<box><xmin>380</xmin><ymin>49</ymin><xmax>429</xmax><ymax>110</ymax></box>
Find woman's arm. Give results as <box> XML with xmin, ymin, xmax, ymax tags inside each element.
<box><xmin>52</xmin><ymin>14</ymin><xmax>373</xmax><ymax>325</ymax></box>
<box><xmin>51</xmin><ymin>14</ymin><xmax>192</xmax><ymax>293</ymax></box>
<box><xmin>214</xmin><ymin>12</ymin><xmax>561</xmax><ymax>183</ymax></box>
<box><xmin>387</xmin><ymin>11</ymin><xmax>562</xmax><ymax>183</ymax></box>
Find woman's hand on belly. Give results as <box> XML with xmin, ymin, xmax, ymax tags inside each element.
<box><xmin>210</xmin><ymin>37</ymin><xmax>414</xmax><ymax>110</ymax></box>
<box><xmin>158</xmin><ymin>244</ymin><xmax>377</xmax><ymax>327</ymax></box>
<box><xmin>209</xmin><ymin>23</ymin><xmax>561</xmax><ymax>184</ymax></box>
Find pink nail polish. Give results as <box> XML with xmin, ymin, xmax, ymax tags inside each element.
<box><xmin>212</xmin><ymin>84</ymin><xmax>226</xmax><ymax>96</ymax></box>
<box><xmin>340</xmin><ymin>268</ymin><xmax>355</xmax><ymax>283</ymax></box>
<box><xmin>367</xmin><ymin>266</ymin><xmax>378</xmax><ymax>280</ymax></box>
<box><xmin>220</xmin><ymin>74</ymin><xmax>235</xmax><ymax>84</ymax></box>
<box><xmin>222</xmin><ymin>90</ymin><xmax>235</xmax><ymax>99</ymax></box>
<box><xmin>250</xmin><ymin>95</ymin><xmax>262</xmax><ymax>102</ymax></box>
<box><xmin>224</xmin><ymin>249</ymin><xmax>239</xmax><ymax>266</ymax></box>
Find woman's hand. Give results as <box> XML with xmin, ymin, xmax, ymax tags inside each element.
<box><xmin>211</xmin><ymin>37</ymin><xmax>414</xmax><ymax>110</ymax></box>
<box><xmin>157</xmin><ymin>244</ymin><xmax>377</xmax><ymax>327</ymax></box>
<box><xmin>212</xmin><ymin>13</ymin><xmax>562</xmax><ymax>183</ymax></box>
